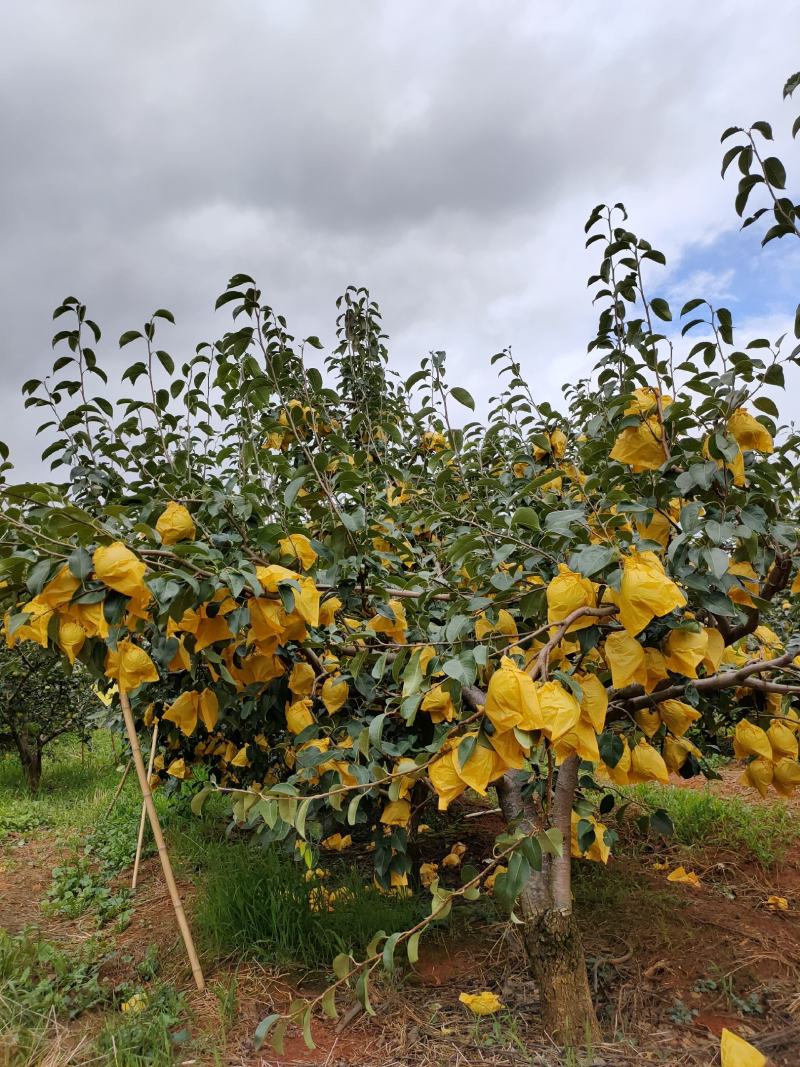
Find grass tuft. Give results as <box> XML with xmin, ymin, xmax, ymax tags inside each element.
<box><xmin>626</xmin><ymin>783</ymin><xmax>800</xmax><ymax>866</ymax></box>
<box><xmin>191</xmin><ymin>838</ymin><xmax>425</xmax><ymax>969</ymax></box>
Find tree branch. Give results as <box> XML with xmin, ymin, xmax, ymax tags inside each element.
<box><xmin>614</xmin><ymin>650</ymin><xmax>797</xmax><ymax>711</ymax></box>
<box><xmin>550</xmin><ymin>754</ymin><xmax>579</xmax><ymax>913</ymax></box>
<box><xmin>529</xmin><ymin>605</ymin><xmax>618</xmax><ymax>681</ymax></box>
<box><xmin>712</xmin><ymin>553</ymin><xmax>792</xmax><ymax>645</ymax></box>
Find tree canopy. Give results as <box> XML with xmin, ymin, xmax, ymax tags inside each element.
<box><xmin>1</xmin><ymin>70</ymin><xmax>799</xmax><ymax>1050</ymax></box>
<box><xmin>0</xmin><ymin>642</ymin><xmax>96</xmax><ymax>791</ymax></box>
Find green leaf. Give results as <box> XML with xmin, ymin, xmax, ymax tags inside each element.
<box><xmin>321</xmin><ymin>987</ymin><xmax>338</xmax><ymax>1020</ymax></box>
<box><xmin>650</xmin><ymin>809</ymin><xmax>674</xmax><ymax>837</ymax></box>
<box><xmin>382</xmin><ymin>931</ymin><xmax>402</xmax><ymax>974</ymax></box>
<box><xmin>342</xmin><ymin>507</ymin><xmax>366</xmax><ymax>532</ymax></box>
<box><xmin>449</xmin><ymin>387</ymin><xmax>475</xmax><ymax>411</ymax></box>
<box><xmin>599</xmin><ymin>793</ymin><xmax>615</xmax><ymax>816</ymax></box>
<box><xmin>215</xmin><ymin>290</ymin><xmax>244</xmax><ymax>310</ymax></box>
<box><xmin>254</xmin><ymin>1013</ymin><xmax>281</xmax><ymax>1051</ymax></box>
<box><xmin>404</xmin><ymin>369</ymin><xmax>427</xmax><ymax>391</ymax></box>
<box><xmin>284</xmin><ymin>476</ymin><xmax>306</xmax><ymax>507</ymax></box>
<box><xmin>493</xmin><ymin>850</ymin><xmax>531</xmax><ymax>912</ymax></box>
<box><xmin>119</xmin><ymin>330</ymin><xmax>143</xmax><ymax>347</ymax></box>
<box><xmin>762</xmin><ymin>363</ymin><xmax>785</xmax><ymax>388</ymax></box>
<box><xmin>442</xmin><ymin>651</ymin><xmax>476</xmax><ymax>686</ymax></box>
<box><xmin>552</xmin><ymin>669</ymin><xmax>583</xmax><ymax>702</ymax></box>
<box><xmin>456</xmin><ymin>734</ymin><xmax>477</xmax><ymax>771</ymax></box>
<box><xmin>763</xmin><ymin>156</ymin><xmax>787</xmax><ymax>190</ymax></box>
<box><xmin>539</xmin><ymin>827</ymin><xmax>563</xmax><ymax>857</ymax></box>
<box><xmin>576</xmin><ymin>818</ymin><xmax>596</xmax><ymax>854</ymax></box>
<box><xmin>355</xmin><ymin>971</ymin><xmax>375</xmax><ymax>1016</ymax></box>
<box><xmin>518</xmin><ymin>835</ymin><xmax>543</xmax><ymax>872</ymax></box>
<box><xmin>295</xmin><ymin>798</ymin><xmax>311</xmax><ymax>839</ymax></box>
<box><xmin>753</xmin><ymin>396</ymin><xmax>779</xmax><ymax>417</ymax></box>
<box><xmin>407</xmin><ymin>930</ymin><xmax>421</xmax><ymax>965</ymax></box>
<box><xmin>26</xmin><ymin>560</ymin><xmax>53</xmax><ymax>597</ymax></box>
<box><xmin>67</xmin><ymin>546</ymin><xmax>93</xmax><ymax>581</ymax></box>
<box><xmin>511</xmin><ymin>507</ymin><xmax>540</xmax><ymax>531</ymax></box>
<box><xmin>368</xmin><ymin>712</ymin><xmax>386</xmax><ymax>750</ymax></box>
<box><xmin>301</xmin><ymin>1007</ymin><xmax>315</xmax><ymax>1050</ymax></box>
<box><xmin>568</xmin><ymin>544</ymin><xmax>615</xmax><ymax>578</ymax></box>
<box><xmin>190</xmin><ymin>785</ymin><xmax>213</xmax><ymax>817</ymax></box>
<box><xmin>649</xmin><ymin>298</ymin><xmax>672</xmax><ymax>322</ymax></box>
<box><xmin>347</xmin><ymin>791</ymin><xmax>366</xmax><ymax>826</ymax></box>
<box><xmin>156</xmin><ymin>350</ymin><xmax>175</xmax><ymax>374</ymax></box>
<box><xmin>598</xmin><ymin>731</ymin><xmax>624</xmax><ymax>768</ymax></box>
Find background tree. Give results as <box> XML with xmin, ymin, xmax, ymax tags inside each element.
<box><xmin>0</xmin><ymin>644</ymin><xmax>97</xmax><ymax>792</ymax></box>
<box><xmin>0</xmin><ymin>72</ymin><xmax>799</xmax><ymax>1048</ymax></box>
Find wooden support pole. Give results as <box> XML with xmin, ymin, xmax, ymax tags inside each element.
<box><xmin>131</xmin><ymin>721</ymin><xmax>159</xmax><ymax>891</ymax></box>
<box><xmin>118</xmin><ymin>688</ymin><xmax>205</xmax><ymax>992</ymax></box>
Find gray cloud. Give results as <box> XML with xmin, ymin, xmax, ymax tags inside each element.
<box><xmin>1</xmin><ymin>0</ymin><xmax>798</xmax><ymax>478</ymax></box>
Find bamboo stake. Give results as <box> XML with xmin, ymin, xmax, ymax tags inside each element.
<box><xmin>103</xmin><ymin>757</ymin><xmax>132</xmax><ymax>820</ymax></box>
<box><xmin>118</xmin><ymin>688</ymin><xmax>205</xmax><ymax>992</ymax></box>
<box><xmin>131</xmin><ymin>722</ymin><xmax>159</xmax><ymax>891</ymax></box>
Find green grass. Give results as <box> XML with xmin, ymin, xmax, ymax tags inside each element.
<box><xmin>625</xmin><ymin>782</ymin><xmax>800</xmax><ymax>866</ymax></box>
<box><xmin>189</xmin><ymin>837</ymin><xmax>426</xmax><ymax>970</ymax></box>
<box><xmin>573</xmin><ymin>850</ymin><xmax>677</xmax><ymax>938</ymax></box>
<box><xmin>2</xmin><ymin>730</ymin><xmax>431</xmax><ymax>1062</ymax></box>
<box><xmin>0</xmin><ymin>731</ymin><xmax>128</xmax><ymax>838</ymax></box>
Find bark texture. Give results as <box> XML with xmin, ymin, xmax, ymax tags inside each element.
<box><xmin>496</xmin><ymin>768</ymin><xmax>599</xmax><ymax>1045</ymax></box>
<box><xmin>520</xmin><ymin>908</ymin><xmax>599</xmax><ymax>1044</ymax></box>
<box><xmin>16</xmin><ymin>734</ymin><xmax>42</xmax><ymax>793</ymax></box>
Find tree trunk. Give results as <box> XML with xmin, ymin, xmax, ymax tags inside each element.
<box><xmin>519</xmin><ymin>906</ymin><xmax>598</xmax><ymax>1044</ymax></box>
<box><xmin>496</xmin><ymin>766</ymin><xmax>599</xmax><ymax>1046</ymax></box>
<box><xmin>17</xmin><ymin>735</ymin><xmax>42</xmax><ymax>793</ymax></box>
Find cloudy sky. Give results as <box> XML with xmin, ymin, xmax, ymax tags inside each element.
<box><xmin>1</xmin><ymin>0</ymin><xmax>798</xmax><ymax>480</ymax></box>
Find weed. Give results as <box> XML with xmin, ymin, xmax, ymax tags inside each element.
<box><xmin>0</xmin><ymin>927</ymin><xmax>109</xmax><ymax>1064</ymax></box>
<box><xmin>692</xmin><ymin>976</ymin><xmax>718</xmax><ymax>994</ymax></box>
<box><xmin>136</xmin><ymin>944</ymin><xmax>160</xmax><ymax>981</ymax></box>
<box><xmin>0</xmin><ymin>808</ymin><xmax>44</xmax><ymax>837</ymax></box>
<box><xmin>43</xmin><ymin>858</ymin><xmax>133</xmax><ymax>929</ymax></box>
<box><xmin>691</xmin><ymin>967</ymin><xmax>766</xmax><ymax>1017</ymax></box>
<box><xmin>469</xmin><ymin>1011</ymin><xmax>529</xmax><ymax>1053</ymax></box>
<box><xmin>84</xmin><ymin>788</ymin><xmax>174</xmax><ymax>874</ymax></box>
<box><xmin>0</xmin><ymin>732</ymin><xmax>126</xmax><ymax>836</ymax></box>
<box><xmin>213</xmin><ymin>972</ymin><xmax>238</xmax><ymax>1035</ymax></box>
<box><xmin>730</xmin><ymin>989</ymin><xmax>765</xmax><ymax>1016</ymax></box>
<box><xmin>94</xmin><ymin>982</ymin><xmax>187</xmax><ymax>1067</ymax></box>
<box><xmin>85</xmin><ymin>808</ymin><xmax>143</xmax><ymax>873</ymax></box>
<box><xmin>668</xmin><ymin>998</ymin><xmax>698</xmax><ymax>1025</ymax></box>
